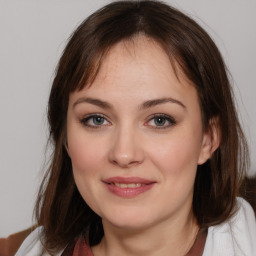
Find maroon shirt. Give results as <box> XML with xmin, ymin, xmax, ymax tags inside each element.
<box><xmin>62</xmin><ymin>229</ymin><xmax>207</xmax><ymax>256</ymax></box>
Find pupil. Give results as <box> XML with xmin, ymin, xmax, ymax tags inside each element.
<box><xmin>93</xmin><ymin>116</ymin><xmax>104</xmax><ymax>125</ymax></box>
<box><xmin>154</xmin><ymin>117</ymin><xmax>166</xmax><ymax>126</ymax></box>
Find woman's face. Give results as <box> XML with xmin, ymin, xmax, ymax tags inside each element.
<box><xmin>67</xmin><ymin>37</ymin><xmax>212</xmax><ymax>231</ymax></box>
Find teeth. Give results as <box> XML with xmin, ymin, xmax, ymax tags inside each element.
<box><xmin>128</xmin><ymin>183</ymin><xmax>141</xmax><ymax>188</ymax></box>
<box><xmin>114</xmin><ymin>183</ymin><xmax>142</xmax><ymax>188</ymax></box>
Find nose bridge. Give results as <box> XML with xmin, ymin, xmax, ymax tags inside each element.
<box><xmin>109</xmin><ymin>121</ymin><xmax>144</xmax><ymax>167</ymax></box>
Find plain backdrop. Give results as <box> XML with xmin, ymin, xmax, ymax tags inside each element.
<box><xmin>0</xmin><ymin>0</ymin><xmax>255</xmax><ymax>237</ymax></box>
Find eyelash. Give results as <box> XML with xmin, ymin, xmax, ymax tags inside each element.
<box><xmin>80</xmin><ymin>114</ymin><xmax>111</xmax><ymax>129</ymax></box>
<box><xmin>145</xmin><ymin>114</ymin><xmax>176</xmax><ymax>129</ymax></box>
<box><xmin>80</xmin><ymin>113</ymin><xmax>176</xmax><ymax>129</ymax></box>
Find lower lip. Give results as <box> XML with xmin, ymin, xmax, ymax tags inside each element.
<box><xmin>103</xmin><ymin>183</ymin><xmax>155</xmax><ymax>198</ymax></box>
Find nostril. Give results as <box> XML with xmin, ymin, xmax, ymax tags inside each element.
<box><xmin>108</xmin><ymin>138</ymin><xmax>145</xmax><ymax>167</ymax></box>
<box><xmin>110</xmin><ymin>158</ymin><xmax>142</xmax><ymax>168</ymax></box>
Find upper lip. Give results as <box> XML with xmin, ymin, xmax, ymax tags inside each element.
<box><xmin>102</xmin><ymin>176</ymin><xmax>155</xmax><ymax>184</ymax></box>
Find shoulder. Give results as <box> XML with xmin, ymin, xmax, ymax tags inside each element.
<box><xmin>203</xmin><ymin>197</ymin><xmax>256</xmax><ymax>256</ymax></box>
<box><xmin>15</xmin><ymin>226</ymin><xmax>64</xmax><ymax>256</ymax></box>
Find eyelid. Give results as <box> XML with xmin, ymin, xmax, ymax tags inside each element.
<box><xmin>79</xmin><ymin>113</ymin><xmax>176</xmax><ymax>130</ymax></box>
<box><xmin>80</xmin><ymin>113</ymin><xmax>111</xmax><ymax>128</ymax></box>
<box><xmin>145</xmin><ymin>113</ymin><xmax>176</xmax><ymax>129</ymax></box>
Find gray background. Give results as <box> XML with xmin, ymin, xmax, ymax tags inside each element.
<box><xmin>0</xmin><ymin>0</ymin><xmax>255</xmax><ymax>237</ymax></box>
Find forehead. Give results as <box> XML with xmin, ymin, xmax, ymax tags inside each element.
<box><xmin>70</xmin><ymin>36</ymin><xmax>199</xmax><ymax>109</ymax></box>
<box><xmin>95</xmin><ymin>36</ymin><xmax>184</xmax><ymax>86</ymax></box>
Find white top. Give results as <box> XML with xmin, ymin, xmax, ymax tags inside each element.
<box><xmin>15</xmin><ymin>198</ymin><xmax>256</xmax><ymax>256</ymax></box>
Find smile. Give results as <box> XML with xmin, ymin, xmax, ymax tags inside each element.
<box><xmin>113</xmin><ymin>183</ymin><xmax>145</xmax><ymax>188</ymax></box>
<box><xmin>102</xmin><ymin>177</ymin><xmax>156</xmax><ymax>198</ymax></box>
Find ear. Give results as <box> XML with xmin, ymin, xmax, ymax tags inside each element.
<box><xmin>198</xmin><ymin>117</ymin><xmax>221</xmax><ymax>165</ymax></box>
<box><xmin>64</xmin><ymin>137</ymin><xmax>70</xmax><ymax>156</ymax></box>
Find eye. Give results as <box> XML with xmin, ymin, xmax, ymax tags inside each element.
<box><xmin>80</xmin><ymin>114</ymin><xmax>111</xmax><ymax>128</ymax></box>
<box><xmin>146</xmin><ymin>114</ymin><xmax>176</xmax><ymax>129</ymax></box>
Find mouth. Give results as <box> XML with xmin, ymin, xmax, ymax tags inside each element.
<box><xmin>102</xmin><ymin>176</ymin><xmax>156</xmax><ymax>198</ymax></box>
<box><xmin>111</xmin><ymin>183</ymin><xmax>146</xmax><ymax>188</ymax></box>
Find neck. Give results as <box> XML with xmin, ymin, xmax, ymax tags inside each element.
<box><xmin>93</xmin><ymin>210</ymin><xmax>199</xmax><ymax>256</ymax></box>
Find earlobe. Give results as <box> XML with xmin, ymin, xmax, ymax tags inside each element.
<box><xmin>64</xmin><ymin>139</ymin><xmax>69</xmax><ymax>156</ymax></box>
<box><xmin>198</xmin><ymin>117</ymin><xmax>221</xmax><ymax>165</ymax></box>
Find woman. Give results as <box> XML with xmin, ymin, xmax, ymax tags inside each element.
<box><xmin>16</xmin><ymin>0</ymin><xmax>256</xmax><ymax>255</ymax></box>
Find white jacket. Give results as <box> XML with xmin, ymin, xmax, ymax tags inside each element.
<box><xmin>15</xmin><ymin>198</ymin><xmax>256</xmax><ymax>256</ymax></box>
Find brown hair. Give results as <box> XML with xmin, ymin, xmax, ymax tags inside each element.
<box><xmin>35</xmin><ymin>0</ymin><xmax>249</xmax><ymax>253</ymax></box>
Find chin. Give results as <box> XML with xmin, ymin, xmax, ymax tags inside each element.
<box><xmin>101</xmin><ymin>206</ymin><xmax>160</xmax><ymax>231</ymax></box>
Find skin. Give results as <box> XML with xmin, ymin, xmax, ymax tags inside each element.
<box><xmin>66</xmin><ymin>36</ymin><xmax>218</xmax><ymax>256</ymax></box>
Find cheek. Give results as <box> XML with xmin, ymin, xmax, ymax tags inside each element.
<box><xmin>148</xmin><ymin>130</ymin><xmax>203</xmax><ymax>177</ymax></box>
<box><xmin>67</xmin><ymin>126</ymin><xmax>108</xmax><ymax>175</ymax></box>
<box><xmin>67</xmin><ymin>132</ymin><xmax>107</xmax><ymax>213</ymax></box>
<box><xmin>69</xmin><ymin>143</ymin><xmax>99</xmax><ymax>174</ymax></box>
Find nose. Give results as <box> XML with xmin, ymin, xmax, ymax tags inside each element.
<box><xmin>108</xmin><ymin>126</ymin><xmax>145</xmax><ymax>168</ymax></box>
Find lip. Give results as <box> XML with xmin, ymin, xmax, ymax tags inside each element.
<box><xmin>102</xmin><ymin>176</ymin><xmax>156</xmax><ymax>198</ymax></box>
<box><xmin>103</xmin><ymin>176</ymin><xmax>155</xmax><ymax>184</ymax></box>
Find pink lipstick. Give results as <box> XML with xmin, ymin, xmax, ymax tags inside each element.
<box><xmin>102</xmin><ymin>176</ymin><xmax>156</xmax><ymax>198</ymax></box>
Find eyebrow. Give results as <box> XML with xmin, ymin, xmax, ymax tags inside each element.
<box><xmin>73</xmin><ymin>97</ymin><xmax>185</xmax><ymax>110</ymax></box>
<box><xmin>139</xmin><ymin>97</ymin><xmax>186</xmax><ymax>110</ymax></box>
<box><xmin>73</xmin><ymin>97</ymin><xmax>113</xmax><ymax>109</ymax></box>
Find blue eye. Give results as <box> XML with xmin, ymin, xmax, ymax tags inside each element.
<box><xmin>80</xmin><ymin>114</ymin><xmax>110</xmax><ymax>128</ymax></box>
<box><xmin>147</xmin><ymin>114</ymin><xmax>176</xmax><ymax>129</ymax></box>
<box><xmin>92</xmin><ymin>116</ymin><xmax>105</xmax><ymax>125</ymax></box>
<box><xmin>154</xmin><ymin>117</ymin><xmax>167</xmax><ymax>126</ymax></box>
